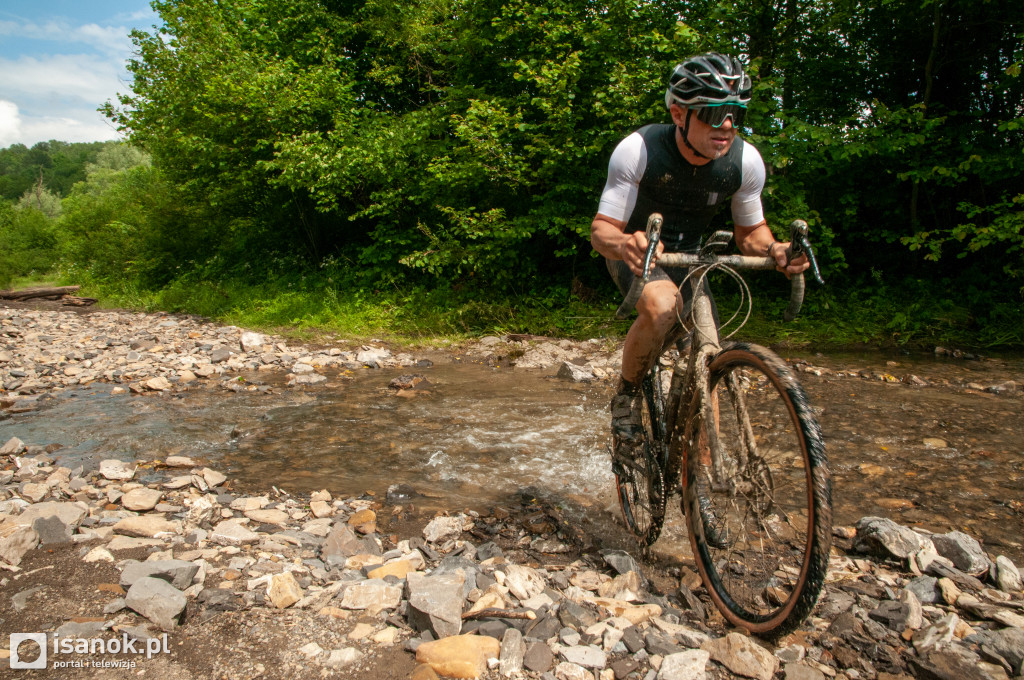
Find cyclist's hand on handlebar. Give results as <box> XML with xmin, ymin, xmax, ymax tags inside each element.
<box><xmin>621</xmin><ymin>231</ymin><xmax>664</xmax><ymax>277</ymax></box>
<box><xmin>770</xmin><ymin>241</ymin><xmax>810</xmax><ymax>279</ymax></box>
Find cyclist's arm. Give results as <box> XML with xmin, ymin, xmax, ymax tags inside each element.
<box><xmin>731</xmin><ymin>142</ymin><xmax>807</xmax><ymax>275</ymax></box>
<box><xmin>735</xmin><ymin>221</ymin><xmax>809</xmax><ymax>275</ymax></box>
<box><xmin>592</xmin><ymin>133</ymin><xmax>663</xmax><ymax>275</ymax></box>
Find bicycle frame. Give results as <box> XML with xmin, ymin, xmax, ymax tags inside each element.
<box><xmin>639</xmin><ymin>226</ymin><xmax>806</xmax><ymax>504</ymax></box>
<box><xmin>661</xmin><ymin>267</ymin><xmax>730</xmax><ymax>496</ymax></box>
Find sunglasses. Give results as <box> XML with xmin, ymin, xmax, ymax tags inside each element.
<box><xmin>695</xmin><ymin>103</ymin><xmax>747</xmax><ymax>128</ymax></box>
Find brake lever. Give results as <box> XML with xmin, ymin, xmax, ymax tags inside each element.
<box><xmin>615</xmin><ymin>214</ymin><xmax>663</xmax><ymax>319</ymax></box>
<box><xmin>639</xmin><ymin>215</ymin><xmax>663</xmax><ymax>284</ymax></box>
<box><xmin>787</xmin><ymin>220</ymin><xmax>824</xmax><ymax>285</ymax></box>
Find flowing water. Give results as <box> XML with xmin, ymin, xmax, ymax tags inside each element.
<box><xmin>3</xmin><ymin>350</ymin><xmax>1023</xmax><ymax>563</ymax></box>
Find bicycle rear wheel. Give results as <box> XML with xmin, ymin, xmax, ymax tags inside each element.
<box><xmin>682</xmin><ymin>342</ymin><xmax>831</xmax><ymax>636</ymax></box>
<box><xmin>614</xmin><ymin>369</ymin><xmax>667</xmax><ymax>546</ymax></box>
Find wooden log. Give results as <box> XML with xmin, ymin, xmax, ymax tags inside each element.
<box><xmin>0</xmin><ymin>286</ymin><xmax>81</xmax><ymax>301</ymax></box>
<box><xmin>61</xmin><ymin>295</ymin><xmax>98</xmax><ymax>307</ymax></box>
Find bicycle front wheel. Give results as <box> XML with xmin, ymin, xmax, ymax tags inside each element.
<box><xmin>682</xmin><ymin>342</ymin><xmax>831</xmax><ymax>637</ymax></box>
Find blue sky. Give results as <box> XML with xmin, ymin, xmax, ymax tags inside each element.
<box><xmin>0</xmin><ymin>1</ymin><xmax>158</xmax><ymax>147</ymax></box>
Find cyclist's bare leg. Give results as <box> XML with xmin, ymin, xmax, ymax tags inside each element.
<box><xmin>621</xmin><ymin>280</ymin><xmax>684</xmax><ymax>384</ymax></box>
<box><xmin>612</xmin><ymin>281</ymin><xmax>683</xmax><ymax>442</ymax></box>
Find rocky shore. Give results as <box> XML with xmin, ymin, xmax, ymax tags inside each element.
<box><xmin>2</xmin><ymin>306</ymin><xmax>1024</xmax><ymax>680</ymax></box>
<box><xmin>1</xmin><ymin>435</ymin><xmax>1023</xmax><ymax>680</ymax></box>
<box><xmin>1</xmin><ymin>307</ymin><xmax>1018</xmax><ymax>409</ymax></box>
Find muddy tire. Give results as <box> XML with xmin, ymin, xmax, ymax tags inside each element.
<box><xmin>614</xmin><ymin>368</ymin><xmax>668</xmax><ymax>546</ymax></box>
<box><xmin>681</xmin><ymin>342</ymin><xmax>831</xmax><ymax>637</ymax></box>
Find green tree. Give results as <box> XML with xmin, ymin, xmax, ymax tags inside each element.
<box><xmin>58</xmin><ymin>148</ymin><xmax>206</xmax><ymax>288</ymax></box>
<box><xmin>17</xmin><ymin>177</ymin><xmax>63</xmax><ymax>218</ymax></box>
<box><xmin>0</xmin><ymin>141</ymin><xmax>110</xmax><ymax>200</ymax></box>
<box><xmin>102</xmin><ymin>0</ymin><xmax>1023</xmax><ymax>311</ymax></box>
<box><xmin>0</xmin><ymin>201</ymin><xmax>59</xmax><ymax>287</ymax></box>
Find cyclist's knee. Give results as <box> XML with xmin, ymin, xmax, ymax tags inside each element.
<box><xmin>636</xmin><ymin>286</ymin><xmax>679</xmax><ymax>327</ymax></box>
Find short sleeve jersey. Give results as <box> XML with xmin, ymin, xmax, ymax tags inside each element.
<box><xmin>597</xmin><ymin>124</ymin><xmax>766</xmax><ymax>251</ymax></box>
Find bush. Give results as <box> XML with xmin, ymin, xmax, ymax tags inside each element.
<box><xmin>0</xmin><ymin>201</ymin><xmax>59</xmax><ymax>288</ymax></box>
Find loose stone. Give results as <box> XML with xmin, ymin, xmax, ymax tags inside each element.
<box><xmin>124</xmin><ymin>576</ymin><xmax>187</xmax><ymax>631</ymax></box>
<box><xmin>416</xmin><ymin>634</ymin><xmax>500</xmax><ymax>679</ymax></box>
<box><xmin>658</xmin><ymin>650</ymin><xmax>710</xmax><ymax>680</ymax></box>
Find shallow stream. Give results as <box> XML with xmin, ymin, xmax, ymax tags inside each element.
<box><xmin>2</xmin><ymin>350</ymin><xmax>1022</xmax><ymax>563</ymax></box>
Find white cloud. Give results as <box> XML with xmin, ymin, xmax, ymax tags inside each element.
<box><xmin>0</xmin><ymin>100</ymin><xmax>22</xmax><ymax>147</ymax></box>
<box><xmin>0</xmin><ymin>18</ymin><xmax>134</xmax><ymax>57</ymax></box>
<box><xmin>20</xmin><ymin>111</ymin><xmax>122</xmax><ymax>145</ymax></box>
<box><xmin>0</xmin><ymin>54</ymin><xmax>129</xmax><ymax>145</ymax></box>
<box><xmin>0</xmin><ymin>99</ymin><xmax>120</xmax><ymax>147</ymax></box>
<box><xmin>0</xmin><ymin>54</ymin><xmax>125</xmax><ymax>105</ymax></box>
<box><xmin>0</xmin><ymin>9</ymin><xmax>154</xmax><ymax>146</ymax></box>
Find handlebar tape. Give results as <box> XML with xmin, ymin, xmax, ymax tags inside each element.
<box><xmin>784</xmin><ymin>273</ymin><xmax>806</xmax><ymax>322</ymax></box>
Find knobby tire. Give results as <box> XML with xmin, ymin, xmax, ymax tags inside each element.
<box><xmin>681</xmin><ymin>342</ymin><xmax>832</xmax><ymax>637</ymax></box>
<box><xmin>614</xmin><ymin>368</ymin><xmax>668</xmax><ymax>547</ymax></box>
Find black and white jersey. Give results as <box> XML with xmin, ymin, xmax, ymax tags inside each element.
<box><xmin>596</xmin><ymin>124</ymin><xmax>766</xmax><ymax>251</ymax></box>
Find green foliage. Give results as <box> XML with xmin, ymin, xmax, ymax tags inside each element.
<box><xmin>106</xmin><ymin>0</ymin><xmax>695</xmax><ymax>287</ymax></box>
<box><xmin>0</xmin><ymin>141</ymin><xmax>111</xmax><ymax>200</ymax></box>
<box><xmin>57</xmin><ymin>147</ymin><xmax>214</xmax><ymax>288</ymax></box>
<box><xmin>101</xmin><ymin>0</ymin><xmax>1024</xmax><ymax>299</ymax></box>
<box><xmin>16</xmin><ymin>180</ymin><xmax>63</xmax><ymax>219</ymax></box>
<box><xmin>0</xmin><ymin>201</ymin><xmax>59</xmax><ymax>288</ymax></box>
<box><xmin>5</xmin><ymin>0</ymin><xmax>1020</xmax><ymax>349</ymax></box>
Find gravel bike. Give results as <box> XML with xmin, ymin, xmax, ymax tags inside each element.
<box><xmin>611</xmin><ymin>213</ymin><xmax>832</xmax><ymax>636</ymax></box>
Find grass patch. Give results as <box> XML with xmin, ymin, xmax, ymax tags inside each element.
<box><xmin>49</xmin><ymin>265</ymin><xmax>1024</xmax><ymax>352</ymax></box>
<box><xmin>2</xmin><ymin>273</ymin><xmax>61</xmax><ymax>290</ymax></box>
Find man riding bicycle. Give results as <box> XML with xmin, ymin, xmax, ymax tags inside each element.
<box><xmin>590</xmin><ymin>52</ymin><xmax>810</xmax><ymax>453</ymax></box>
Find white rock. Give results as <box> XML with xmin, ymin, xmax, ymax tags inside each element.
<box><xmin>84</xmin><ymin>547</ymin><xmax>115</xmax><ymax>563</ymax></box>
<box><xmin>659</xmin><ymin>650</ymin><xmax>710</xmax><ymax>680</ymax></box>
<box><xmin>145</xmin><ymin>376</ymin><xmax>171</xmax><ymax>391</ymax></box>
<box><xmin>268</xmin><ymin>572</ymin><xmax>304</xmax><ymax>609</ymax></box>
<box><xmin>230</xmin><ymin>496</ymin><xmax>269</xmax><ymax>512</ymax></box>
<box><xmin>202</xmin><ymin>468</ymin><xmax>227</xmax><ymax>487</ymax></box>
<box><xmin>297</xmin><ymin>642</ymin><xmax>323</xmax><ymax>658</ymax></box>
<box><xmin>422</xmin><ymin>514</ymin><xmax>468</xmax><ymax>543</ymax></box>
<box><xmin>100</xmin><ymin>459</ymin><xmax>136</xmax><ymax>481</ymax></box>
<box><xmin>0</xmin><ymin>523</ymin><xmax>39</xmax><ymax>565</ymax></box>
<box><xmin>122</xmin><ymin>488</ymin><xmax>163</xmax><ymax>511</ymax></box>
<box><xmin>701</xmin><ymin>633</ymin><xmax>779</xmax><ymax>680</ymax></box>
<box><xmin>240</xmin><ymin>331</ymin><xmax>266</xmax><ymax>352</ymax></box>
<box><xmin>504</xmin><ymin>564</ymin><xmax>546</xmax><ymax>601</ymax></box>
<box><xmin>112</xmin><ymin>516</ymin><xmax>182</xmax><ymax>538</ymax></box>
<box><xmin>559</xmin><ymin>645</ymin><xmax>606</xmax><ymax>669</ymax></box>
<box><xmin>339</xmin><ymin>580</ymin><xmax>403</xmax><ymax>611</ymax></box>
<box><xmin>107</xmin><ymin>536</ymin><xmax>164</xmax><ymax>551</ymax></box>
<box><xmin>245</xmin><ymin>508</ymin><xmax>290</xmax><ymax>525</ymax></box>
<box><xmin>1</xmin><ymin>436</ymin><xmax>25</xmax><ymax>455</ymax></box>
<box><xmin>163</xmin><ymin>476</ymin><xmax>192</xmax><ymax>489</ymax></box>
<box><xmin>325</xmin><ymin>648</ymin><xmax>363</xmax><ymax>668</ymax></box>
<box><xmin>309</xmin><ymin>500</ymin><xmax>333</xmax><ymax>518</ymax></box>
<box><xmin>210</xmin><ymin>520</ymin><xmax>259</xmax><ymax>546</ymax></box>
<box><xmin>912</xmin><ymin>612</ymin><xmax>959</xmax><ymax>653</ymax></box>
<box><xmin>995</xmin><ymin>555</ymin><xmax>1023</xmax><ymax>592</ymax></box>
<box><xmin>554</xmin><ymin>661</ymin><xmax>591</xmax><ymax>680</ymax></box>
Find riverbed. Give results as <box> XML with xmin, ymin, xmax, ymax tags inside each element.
<box><xmin>3</xmin><ymin>306</ymin><xmax>1022</xmax><ymax>564</ymax></box>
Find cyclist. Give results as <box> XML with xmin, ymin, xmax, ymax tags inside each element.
<box><xmin>590</xmin><ymin>52</ymin><xmax>809</xmax><ymax>452</ymax></box>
